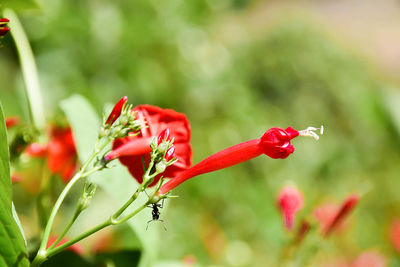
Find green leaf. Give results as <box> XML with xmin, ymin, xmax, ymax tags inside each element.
<box><xmin>61</xmin><ymin>95</ymin><xmax>159</xmax><ymax>267</ymax></box>
<box><xmin>0</xmin><ymin>0</ymin><xmax>39</xmax><ymax>11</ymax></box>
<box><xmin>60</xmin><ymin>95</ymin><xmax>101</xmax><ymax>162</ymax></box>
<box><xmin>0</xmin><ymin>102</ymin><xmax>29</xmax><ymax>266</ymax></box>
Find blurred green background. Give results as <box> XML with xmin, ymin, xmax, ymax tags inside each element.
<box><xmin>2</xmin><ymin>0</ymin><xmax>400</xmax><ymax>266</ymax></box>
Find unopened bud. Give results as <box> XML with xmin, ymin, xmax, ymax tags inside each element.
<box><xmin>78</xmin><ymin>182</ymin><xmax>97</xmax><ymax>211</ymax></box>
<box><xmin>165</xmin><ymin>146</ymin><xmax>175</xmax><ymax>161</ymax></box>
<box><xmin>157</xmin><ymin>128</ymin><xmax>170</xmax><ymax>145</ymax></box>
<box><xmin>156</xmin><ymin>160</ymin><xmax>167</xmax><ymax>173</ymax></box>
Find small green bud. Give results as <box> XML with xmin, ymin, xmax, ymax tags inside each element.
<box><xmin>157</xmin><ymin>143</ymin><xmax>168</xmax><ymax>155</ymax></box>
<box><xmin>156</xmin><ymin>160</ymin><xmax>167</xmax><ymax>173</ymax></box>
<box><xmin>78</xmin><ymin>182</ymin><xmax>97</xmax><ymax>211</ymax></box>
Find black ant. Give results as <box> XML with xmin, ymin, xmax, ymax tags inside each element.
<box><xmin>145</xmin><ymin>197</ymin><xmax>167</xmax><ymax>231</ymax></box>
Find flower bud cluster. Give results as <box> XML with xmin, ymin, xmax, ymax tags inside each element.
<box><xmin>100</xmin><ymin>97</ymin><xmax>142</xmax><ymax>139</ymax></box>
<box><xmin>0</xmin><ymin>18</ymin><xmax>10</xmax><ymax>37</ymax></box>
<box><xmin>150</xmin><ymin>129</ymin><xmax>177</xmax><ymax>175</ymax></box>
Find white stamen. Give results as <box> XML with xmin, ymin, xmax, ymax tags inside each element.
<box><xmin>298</xmin><ymin>125</ymin><xmax>324</xmax><ymax>141</ymax></box>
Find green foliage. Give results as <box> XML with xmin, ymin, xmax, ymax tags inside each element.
<box><xmin>0</xmin><ymin>103</ymin><xmax>29</xmax><ymax>266</ymax></box>
<box><xmin>60</xmin><ymin>95</ymin><xmax>100</xmax><ymax>162</ymax></box>
<box><xmin>0</xmin><ymin>0</ymin><xmax>39</xmax><ymax>12</ymax></box>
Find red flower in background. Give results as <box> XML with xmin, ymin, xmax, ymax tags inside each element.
<box><xmin>47</xmin><ymin>236</ymin><xmax>84</xmax><ymax>255</ymax></box>
<box><xmin>47</xmin><ymin>126</ymin><xmax>78</xmax><ymax>183</ymax></box>
<box><xmin>160</xmin><ymin>126</ymin><xmax>302</xmax><ymax>194</ymax></box>
<box><xmin>105</xmin><ymin>105</ymin><xmax>192</xmax><ymax>186</ymax></box>
<box><xmin>277</xmin><ymin>185</ymin><xmax>304</xmax><ymax>231</ymax></box>
<box><xmin>5</xmin><ymin>116</ymin><xmax>19</xmax><ymax>129</ymax></box>
<box><xmin>24</xmin><ymin>126</ymin><xmax>78</xmax><ymax>183</ymax></box>
<box><xmin>390</xmin><ymin>219</ymin><xmax>400</xmax><ymax>253</ymax></box>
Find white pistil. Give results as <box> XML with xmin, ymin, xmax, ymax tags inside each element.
<box><xmin>299</xmin><ymin>125</ymin><xmax>324</xmax><ymax>140</ymax></box>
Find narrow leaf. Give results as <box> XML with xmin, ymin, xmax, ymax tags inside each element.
<box><xmin>0</xmin><ymin>102</ymin><xmax>29</xmax><ymax>266</ymax></box>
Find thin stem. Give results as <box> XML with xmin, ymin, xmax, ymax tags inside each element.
<box><xmin>113</xmin><ymin>200</ymin><xmax>149</xmax><ymax>225</ymax></box>
<box><xmin>111</xmin><ymin>159</ymin><xmax>154</xmax><ymax>219</ymax></box>
<box><xmin>47</xmin><ymin>207</ymin><xmax>82</xmax><ymax>250</ymax></box>
<box><xmin>37</xmin><ymin>171</ymin><xmax>83</xmax><ymax>252</ymax></box>
<box><xmin>37</xmin><ymin>138</ymin><xmax>108</xmax><ymax>252</ymax></box>
<box><xmin>4</xmin><ymin>9</ymin><xmax>45</xmax><ymax>129</ymax></box>
<box><xmin>46</xmin><ymin>219</ymin><xmax>112</xmax><ymax>258</ymax></box>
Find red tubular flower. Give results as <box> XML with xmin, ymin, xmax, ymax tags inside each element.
<box><xmin>47</xmin><ymin>126</ymin><xmax>78</xmax><ymax>183</ymax></box>
<box><xmin>105</xmin><ymin>105</ymin><xmax>192</xmax><ymax>186</ymax></box>
<box><xmin>277</xmin><ymin>185</ymin><xmax>304</xmax><ymax>231</ymax></box>
<box><xmin>390</xmin><ymin>219</ymin><xmax>400</xmax><ymax>253</ymax></box>
<box><xmin>47</xmin><ymin>236</ymin><xmax>84</xmax><ymax>255</ymax></box>
<box><xmin>105</xmin><ymin>96</ymin><xmax>128</xmax><ymax>126</ymax></box>
<box><xmin>160</xmin><ymin>126</ymin><xmax>313</xmax><ymax>194</ymax></box>
<box><xmin>314</xmin><ymin>193</ymin><xmax>360</xmax><ymax>236</ymax></box>
<box><xmin>5</xmin><ymin>116</ymin><xmax>19</xmax><ymax>129</ymax></box>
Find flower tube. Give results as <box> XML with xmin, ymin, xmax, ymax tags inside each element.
<box><xmin>160</xmin><ymin>126</ymin><xmax>322</xmax><ymax>194</ymax></box>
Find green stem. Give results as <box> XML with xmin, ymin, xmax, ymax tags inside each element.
<box><xmin>47</xmin><ymin>206</ymin><xmax>81</xmax><ymax>251</ymax></box>
<box><xmin>4</xmin><ymin>9</ymin><xmax>45</xmax><ymax>129</ymax></box>
<box><xmin>36</xmin><ymin>138</ymin><xmax>108</xmax><ymax>254</ymax></box>
<box><xmin>111</xmin><ymin>161</ymin><xmax>154</xmax><ymax>219</ymax></box>
<box><xmin>37</xmin><ymin>171</ymin><xmax>83</xmax><ymax>252</ymax></box>
<box><xmin>113</xmin><ymin>200</ymin><xmax>149</xmax><ymax>225</ymax></box>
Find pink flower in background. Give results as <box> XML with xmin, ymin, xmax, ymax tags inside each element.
<box><xmin>351</xmin><ymin>250</ymin><xmax>387</xmax><ymax>267</ymax></box>
<box><xmin>105</xmin><ymin>105</ymin><xmax>192</xmax><ymax>186</ymax></box>
<box><xmin>25</xmin><ymin>143</ymin><xmax>47</xmax><ymax>158</ymax></box>
<box><xmin>277</xmin><ymin>185</ymin><xmax>304</xmax><ymax>230</ymax></box>
<box><xmin>314</xmin><ymin>193</ymin><xmax>360</xmax><ymax>236</ymax></box>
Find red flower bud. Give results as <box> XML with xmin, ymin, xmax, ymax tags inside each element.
<box><xmin>105</xmin><ymin>96</ymin><xmax>128</xmax><ymax>126</ymax></box>
<box><xmin>0</xmin><ymin>27</ymin><xmax>10</xmax><ymax>37</ymax></box>
<box><xmin>277</xmin><ymin>185</ymin><xmax>304</xmax><ymax>230</ymax></box>
<box><xmin>5</xmin><ymin>116</ymin><xmax>19</xmax><ymax>129</ymax></box>
<box><xmin>0</xmin><ymin>18</ymin><xmax>10</xmax><ymax>23</ymax></box>
<box><xmin>165</xmin><ymin>145</ymin><xmax>175</xmax><ymax>161</ymax></box>
<box><xmin>157</xmin><ymin>128</ymin><xmax>170</xmax><ymax>145</ymax></box>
